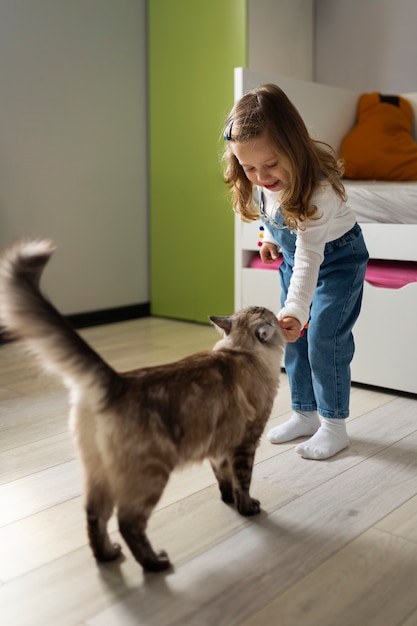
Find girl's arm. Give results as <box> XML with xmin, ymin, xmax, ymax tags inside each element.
<box><xmin>279</xmin><ymin>186</ymin><xmax>336</xmax><ymax>328</ymax></box>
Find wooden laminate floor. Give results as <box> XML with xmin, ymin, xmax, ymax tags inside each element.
<box><xmin>1</xmin><ymin>317</ymin><xmax>417</xmax><ymax>626</ymax></box>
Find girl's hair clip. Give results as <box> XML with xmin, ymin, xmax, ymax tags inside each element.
<box><xmin>223</xmin><ymin>120</ymin><xmax>233</xmax><ymax>141</ymax></box>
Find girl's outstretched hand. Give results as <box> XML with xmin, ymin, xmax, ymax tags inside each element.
<box><xmin>259</xmin><ymin>242</ymin><xmax>279</xmax><ymax>264</ymax></box>
<box><xmin>279</xmin><ymin>316</ymin><xmax>302</xmax><ymax>342</ymax></box>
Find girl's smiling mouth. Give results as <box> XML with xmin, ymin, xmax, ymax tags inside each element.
<box><xmin>264</xmin><ymin>181</ymin><xmax>282</xmax><ymax>191</ymax></box>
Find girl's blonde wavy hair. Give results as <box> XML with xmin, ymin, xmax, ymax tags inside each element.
<box><xmin>223</xmin><ymin>83</ymin><xmax>346</xmax><ymax>229</ymax></box>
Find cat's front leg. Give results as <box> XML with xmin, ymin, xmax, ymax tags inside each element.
<box><xmin>210</xmin><ymin>457</ymin><xmax>234</xmax><ymax>504</ymax></box>
<box><xmin>232</xmin><ymin>443</ymin><xmax>261</xmax><ymax>516</ymax></box>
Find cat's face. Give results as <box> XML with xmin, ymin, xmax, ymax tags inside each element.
<box><xmin>210</xmin><ymin>306</ymin><xmax>284</xmax><ymax>353</ymax></box>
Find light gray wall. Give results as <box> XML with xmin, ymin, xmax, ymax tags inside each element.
<box><xmin>0</xmin><ymin>0</ymin><xmax>148</xmax><ymax>315</ymax></box>
<box><xmin>315</xmin><ymin>0</ymin><xmax>417</xmax><ymax>93</ymax></box>
<box><xmin>249</xmin><ymin>0</ymin><xmax>313</xmax><ymax>80</ymax></box>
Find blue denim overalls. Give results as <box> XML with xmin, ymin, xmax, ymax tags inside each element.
<box><xmin>259</xmin><ymin>188</ymin><xmax>369</xmax><ymax>419</ymax></box>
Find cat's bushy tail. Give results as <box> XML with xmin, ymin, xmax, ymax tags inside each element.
<box><xmin>0</xmin><ymin>239</ymin><xmax>119</xmax><ymax>397</ymax></box>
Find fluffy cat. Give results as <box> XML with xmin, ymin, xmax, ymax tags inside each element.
<box><xmin>0</xmin><ymin>239</ymin><xmax>284</xmax><ymax>571</ymax></box>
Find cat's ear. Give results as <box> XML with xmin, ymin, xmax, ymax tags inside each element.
<box><xmin>209</xmin><ymin>315</ymin><xmax>232</xmax><ymax>335</ymax></box>
<box><xmin>256</xmin><ymin>323</ymin><xmax>275</xmax><ymax>343</ymax></box>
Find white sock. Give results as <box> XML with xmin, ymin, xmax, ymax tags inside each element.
<box><xmin>267</xmin><ymin>411</ymin><xmax>321</xmax><ymax>444</ymax></box>
<box><xmin>295</xmin><ymin>417</ymin><xmax>349</xmax><ymax>460</ymax></box>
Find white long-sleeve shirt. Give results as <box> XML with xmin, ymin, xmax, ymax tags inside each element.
<box><xmin>261</xmin><ymin>183</ymin><xmax>357</xmax><ymax>327</ymax></box>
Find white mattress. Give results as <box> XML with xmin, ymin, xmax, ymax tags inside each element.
<box><xmin>344</xmin><ymin>180</ymin><xmax>417</xmax><ymax>223</ymax></box>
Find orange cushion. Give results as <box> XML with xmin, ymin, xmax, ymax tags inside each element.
<box><xmin>340</xmin><ymin>92</ymin><xmax>417</xmax><ymax>181</ymax></box>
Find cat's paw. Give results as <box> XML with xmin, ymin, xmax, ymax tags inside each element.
<box><xmin>97</xmin><ymin>542</ymin><xmax>123</xmax><ymax>562</ymax></box>
<box><xmin>143</xmin><ymin>550</ymin><xmax>172</xmax><ymax>572</ymax></box>
<box><xmin>237</xmin><ymin>497</ymin><xmax>261</xmax><ymax>516</ymax></box>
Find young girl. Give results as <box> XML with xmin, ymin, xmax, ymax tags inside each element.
<box><xmin>223</xmin><ymin>83</ymin><xmax>369</xmax><ymax>460</ymax></box>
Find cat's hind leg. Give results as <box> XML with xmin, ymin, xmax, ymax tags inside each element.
<box><xmin>74</xmin><ymin>407</ymin><xmax>121</xmax><ymax>562</ymax></box>
<box><xmin>117</xmin><ymin>466</ymin><xmax>171</xmax><ymax>572</ymax></box>
<box><xmin>210</xmin><ymin>457</ymin><xmax>234</xmax><ymax>504</ymax></box>
<box><xmin>118</xmin><ymin>514</ymin><xmax>170</xmax><ymax>572</ymax></box>
<box><xmin>86</xmin><ymin>476</ymin><xmax>121</xmax><ymax>562</ymax></box>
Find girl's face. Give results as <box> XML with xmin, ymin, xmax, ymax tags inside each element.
<box><xmin>231</xmin><ymin>134</ymin><xmax>290</xmax><ymax>192</ymax></box>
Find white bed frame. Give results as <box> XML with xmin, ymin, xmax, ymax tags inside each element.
<box><xmin>234</xmin><ymin>68</ymin><xmax>417</xmax><ymax>394</ymax></box>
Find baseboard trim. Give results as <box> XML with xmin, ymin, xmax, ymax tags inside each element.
<box><xmin>0</xmin><ymin>303</ymin><xmax>151</xmax><ymax>343</ymax></box>
<box><xmin>67</xmin><ymin>303</ymin><xmax>151</xmax><ymax>329</ymax></box>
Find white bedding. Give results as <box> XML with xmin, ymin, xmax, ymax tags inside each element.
<box><xmin>344</xmin><ymin>180</ymin><xmax>417</xmax><ymax>223</ymax></box>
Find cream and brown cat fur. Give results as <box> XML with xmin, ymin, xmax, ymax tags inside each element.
<box><xmin>0</xmin><ymin>239</ymin><xmax>284</xmax><ymax>571</ymax></box>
